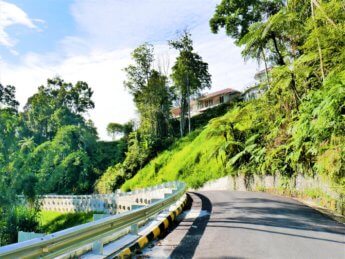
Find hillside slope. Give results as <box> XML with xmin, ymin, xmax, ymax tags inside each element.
<box><xmin>122</xmin><ymin>120</ymin><xmax>226</xmax><ymax>191</ymax></box>
<box><xmin>122</xmin><ymin>72</ymin><xmax>345</xmax><ymax>199</ymax></box>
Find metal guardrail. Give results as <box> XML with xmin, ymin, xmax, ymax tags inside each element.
<box><xmin>0</xmin><ymin>181</ymin><xmax>186</xmax><ymax>259</ymax></box>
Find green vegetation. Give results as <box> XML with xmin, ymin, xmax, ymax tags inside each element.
<box><xmin>123</xmin><ymin>0</ymin><xmax>345</xmax><ymax>214</ymax></box>
<box><xmin>122</xmin><ymin>124</ymin><xmax>224</xmax><ymax>190</ymax></box>
<box><xmin>96</xmin><ymin>103</ymin><xmax>234</xmax><ymax>193</ymax></box>
<box><xmin>0</xmin><ymin>209</ymin><xmax>94</xmax><ymax>245</ymax></box>
<box><xmin>169</xmin><ymin>31</ymin><xmax>212</xmax><ymax>136</ymax></box>
<box><xmin>39</xmin><ymin>211</ymin><xmax>94</xmax><ymax>234</ymax></box>
<box><xmin>0</xmin><ymin>205</ymin><xmax>40</xmax><ymax>245</ymax></box>
<box><xmin>1</xmin><ymin>0</ymin><xmax>344</xmax><ymax>246</ymax></box>
<box><xmin>96</xmin><ymin>36</ymin><xmax>213</xmax><ymax>193</ymax></box>
<box><xmin>0</xmin><ymin>78</ymin><xmax>128</xmax><ymax>245</ymax></box>
<box><xmin>39</xmin><ymin>211</ymin><xmax>65</xmax><ymax>227</ymax></box>
<box><xmin>124</xmin><ymin>70</ymin><xmax>345</xmax><ymax>192</ymax></box>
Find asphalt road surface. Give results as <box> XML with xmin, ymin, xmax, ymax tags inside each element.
<box><xmin>143</xmin><ymin>191</ymin><xmax>345</xmax><ymax>259</ymax></box>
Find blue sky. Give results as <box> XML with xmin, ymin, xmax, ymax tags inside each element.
<box><xmin>0</xmin><ymin>0</ymin><xmax>74</xmax><ymax>60</ymax></box>
<box><xmin>0</xmin><ymin>0</ymin><xmax>258</xmax><ymax>140</ymax></box>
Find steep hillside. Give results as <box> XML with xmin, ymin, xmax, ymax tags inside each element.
<box><xmin>122</xmin><ymin>121</ymin><xmax>225</xmax><ymax>191</ymax></box>
<box><xmin>122</xmin><ymin>71</ymin><xmax>345</xmax><ymax>199</ymax></box>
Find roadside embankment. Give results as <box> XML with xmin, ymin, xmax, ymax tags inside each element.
<box><xmin>195</xmin><ymin>174</ymin><xmax>345</xmax><ymax>220</ymax></box>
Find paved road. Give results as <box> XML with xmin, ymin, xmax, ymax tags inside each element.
<box><xmin>143</xmin><ymin>191</ymin><xmax>345</xmax><ymax>259</ymax></box>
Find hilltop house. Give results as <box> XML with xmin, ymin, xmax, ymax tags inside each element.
<box><xmin>171</xmin><ymin>88</ymin><xmax>240</xmax><ymax>118</ymax></box>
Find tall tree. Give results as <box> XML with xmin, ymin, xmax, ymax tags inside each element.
<box><xmin>0</xmin><ymin>84</ymin><xmax>19</xmax><ymax>110</ymax></box>
<box><xmin>23</xmin><ymin>77</ymin><xmax>95</xmax><ymax>143</ymax></box>
<box><xmin>210</xmin><ymin>0</ymin><xmax>286</xmax><ymax>66</ymax></box>
<box><xmin>0</xmin><ymin>109</ymin><xmax>20</xmax><ymax>169</ymax></box>
<box><xmin>0</xmin><ymin>85</ymin><xmax>20</xmax><ymax>169</ymax></box>
<box><xmin>169</xmin><ymin>31</ymin><xmax>211</xmax><ymax>136</ymax></box>
<box><xmin>210</xmin><ymin>0</ymin><xmax>284</xmax><ymax>43</ymax></box>
<box><xmin>44</xmin><ymin>77</ymin><xmax>94</xmax><ymax>114</ymax></box>
<box><xmin>124</xmin><ymin>43</ymin><xmax>172</xmax><ymax>141</ymax></box>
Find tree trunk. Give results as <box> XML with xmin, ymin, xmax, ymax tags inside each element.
<box><xmin>187</xmin><ymin>75</ymin><xmax>191</xmax><ymax>134</ymax></box>
<box><xmin>311</xmin><ymin>0</ymin><xmax>325</xmax><ymax>81</ymax></box>
<box><xmin>290</xmin><ymin>72</ymin><xmax>301</xmax><ymax>107</ymax></box>
<box><xmin>180</xmin><ymin>95</ymin><xmax>186</xmax><ymax>137</ymax></box>
<box><xmin>271</xmin><ymin>33</ymin><xmax>285</xmax><ymax>66</ymax></box>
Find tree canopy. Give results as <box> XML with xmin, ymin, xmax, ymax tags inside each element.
<box><xmin>169</xmin><ymin>31</ymin><xmax>211</xmax><ymax>136</ymax></box>
<box><xmin>0</xmin><ymin>84</ymin><xmax>19</xmax><ymax>110</ymax></box>
<box><xmin>0</xmin><ymin>77</ymin><xmax>128</xmax><ymax>245</ymax></box>
<box><xmin>210</xmin><ymin>0</ymin><xmax>284</xmax><ymax>43</ymax></box>
<box><xmin>124</xmin><ymin>43</ymin><xmax>172</xmax><ymax>140</ymax></box>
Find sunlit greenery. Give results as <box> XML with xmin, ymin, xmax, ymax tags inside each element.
<box><xmin>39</xmin><ymin>211</ymin><xmax>94</xmax><ymax>234</ymax></box>
<box><xmin>0</xmin><ymin>0</ymin><xmax>344</xmax><ymax>246</ymax></box>
<box><xmin>0</xmin><ymin>78</ymin><xmax>128</xmax><ymax>245</ymax></box>
<box><xmin>123</xmin><ymin>0</ymin><xmax>345</xmax><ymax>214</ymax></box>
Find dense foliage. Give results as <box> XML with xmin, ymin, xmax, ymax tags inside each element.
<box><xmin>95</xmin><ymin>36</ymin><xmax>213</xmax><ymax>193</ymax></box>
<box><xmin>1</xmin><ymin>0</ymin><xmax>344</xmax><ymax>246</ymax></box>
<box><xmin>39</xmin><ymin>211</ymin><xmax>94</xmax><ymax>234</ymax></box>
<box><xmin>123</xmin><ymin>71</ymin><xmax>345</xmax><ymax>210</ymax></box>
<box><xmin>0</xmin><ymin>78</ymin><xmax>127</xmax><ymax>245</ymax></box>
<box><xmin>123</xmin><ymin>0</ymin><xmax>344</xmax><ymax>212</ymax></box>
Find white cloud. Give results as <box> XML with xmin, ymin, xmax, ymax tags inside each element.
<box><xmin>0</xmin><ymin>0</ymin><xmax>39</xmax><ymax>48</ymax></box>
<box><xmin>70</xmin><ymin>0</ymin><xmax>217</xmax><ymax>48</ymax></box>
<box><xmin>0</xmin><ymin>48</ymin><xmax>136</xmax><ymax>140</ymax></box>
<box><xmin>68</xmin><ymin>0</ymin><xmax>258</xmax><ymax>90</ymax></box>
<box><xmin>0</xmin><ymin>37</ymin><xmax>257</xmax><ymax>141</ymax></box>
<box><xmin>0</xmin><ymin>0</ymin><xmax>259</xmax><ymax>140</ymax></box>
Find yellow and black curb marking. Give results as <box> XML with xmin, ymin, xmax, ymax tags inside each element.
<box><xmin>116</xmin><ymin>196</ymin><xmax>188</xmax><ymax>258</ymax></box>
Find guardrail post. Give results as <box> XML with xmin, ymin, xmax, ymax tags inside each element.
<box><xmin>92</xmin><ymin>240</ymin><xmax>103</xmax><ymax>255</ymax></box>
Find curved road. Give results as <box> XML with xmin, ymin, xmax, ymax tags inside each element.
<box><xmin>144</xmin><ymin>191</ymin><xmax>345</xmax><ymax>259</ymax></box>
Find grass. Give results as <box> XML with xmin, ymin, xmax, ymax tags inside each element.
<box><xmin>122</xmin><ymin>120</ymin><xmax>229</xmax><ymax>191</ymax></box>
<box><xmin>39</xmin><ymin>210</ymin><xmax>94</xmax><ymax>233</ymax></box>
<box><xmin>39</xmin><ymin>211</ymin><xmax>64</xmax><ymax>226</ymax></box>
<box><xmin>121</xmin><ymin>90</ymin><xmax>344</xmax><ymax>215</ymax></box>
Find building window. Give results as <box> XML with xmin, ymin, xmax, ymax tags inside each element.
<box><xmin>219</xmin><ymin>96</ymin><xmax>224</xmax><ymax>103</ymax></box>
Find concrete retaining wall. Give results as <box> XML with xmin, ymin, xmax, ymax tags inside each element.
<box><xmin>196</xmin><ymin>173</ymin><xmax>345</xmax><ymax>215</ymax></box>
<box><xmin>198</xmin><ymin>173</ymin><xmax>339</xmax><ymax>199</ymax></box>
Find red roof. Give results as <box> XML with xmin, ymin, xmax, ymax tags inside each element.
<box><xmin>198</xmin><ymin>88</ymin><xmax>237</xmax><ymax>101</ymax></box>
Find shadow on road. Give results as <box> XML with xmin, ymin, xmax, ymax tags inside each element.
<box><xmin>206</xmin><ymin>223</ymin><xmax>344</xmax><ymax>244</ymax></box>
<box><xmin>169</xmin><ymin>192</ymin><xmax>212</xmax><ymax>259</ymax></box>
<box><xmin>211</xmin><ymin>196</ymin><xmax>345</xmax><ymax>236</ymax></box>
